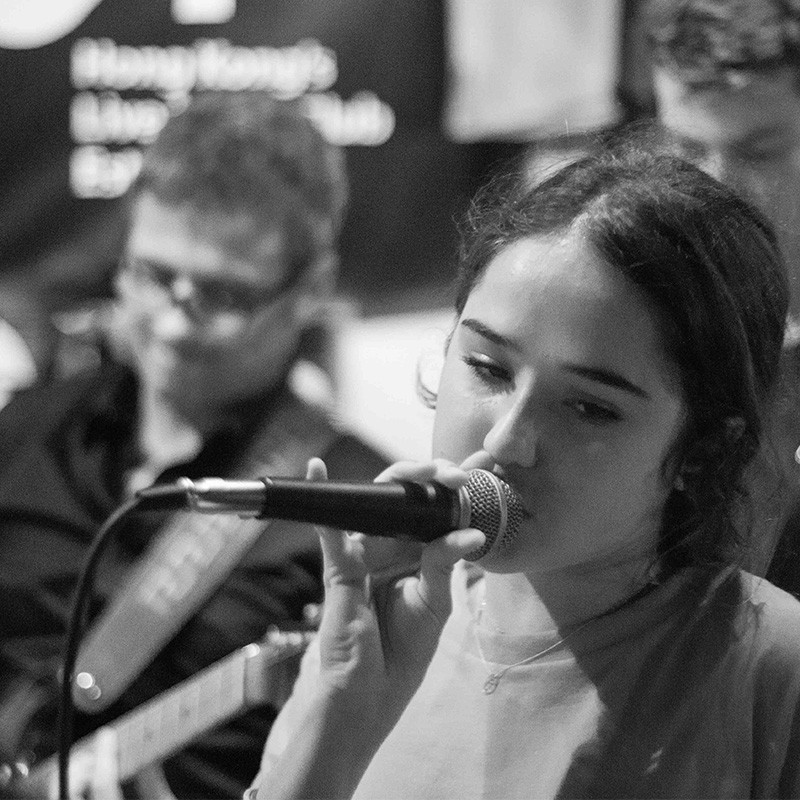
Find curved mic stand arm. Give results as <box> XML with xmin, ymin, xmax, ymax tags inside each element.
<box><xmin>57</xmin><ymin>496</ymin><xmax>142</xmax><ymax>800</ymax></box>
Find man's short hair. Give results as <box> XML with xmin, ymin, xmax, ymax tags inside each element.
<box><xmin>132</xmin><ymin>91</ymin><xmax>348</xmax><ymax>280</ymax></box>
<box><xmin>645</xmin><ymin>0</ymin><xmax>800</xmax><ymax>85</ymax></box>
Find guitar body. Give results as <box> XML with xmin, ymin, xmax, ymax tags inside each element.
<box><xmin>0</xmin><ymin>628</ymin><xmax>314</xmax><ymax>796</ymax></box>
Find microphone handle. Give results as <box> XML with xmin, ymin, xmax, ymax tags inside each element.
<box><xmin>265</xmin><ymin>478</ymin><xmax>463</xmax><ymax>540</ymax></box>
<box><xmin>139</xmin><ymin>477</ymin><xmax>467</xmax><ymax>542</ymax></box>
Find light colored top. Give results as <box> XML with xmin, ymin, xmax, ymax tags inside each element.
<box><xmin>252</xmin><ymin>561</ymin><xmax>800</xmax><ymax>799</ymax></box>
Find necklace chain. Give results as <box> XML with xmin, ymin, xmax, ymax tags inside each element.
<box><xmin>473</xmin><ymin>604</ymin><xmax>591</xmax><ymax>695</ymax></box>
<box><xmin>472</xmin><ymin>580</ymin><xmax>656</xmax><ymax>694</ymax></box>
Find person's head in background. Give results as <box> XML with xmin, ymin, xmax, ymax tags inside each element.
<box><xmin>113</xmin><ymin>91</ymin><xmax>348</xmax><ymax>425</ymax></box>
<box><xmin>436</xmin><ymin>146</ymin><xmax>787</xmax><ymax>578</ymax></box>
<box><xmin>644</xmin><ymin>0</ymin><xmax>800</xmax><ymax>322</ymax></box>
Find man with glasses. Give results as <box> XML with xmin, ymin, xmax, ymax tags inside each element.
<box><xmin>0</xmin><ymin>92</ymin><xmax>387</xmax><ymax>798</ymax></box>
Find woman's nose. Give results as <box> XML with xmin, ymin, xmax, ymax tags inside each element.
<box><xmin>482</xmin><ymin>396</ymin><xmax>537</xmax><ymax>469</ymax></box>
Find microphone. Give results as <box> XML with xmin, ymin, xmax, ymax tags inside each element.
<box><xmin>135</xmin><ymin>468</ymin><xmax>523</xmax><ymax>560</ymax></box>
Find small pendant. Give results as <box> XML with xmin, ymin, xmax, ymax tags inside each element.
<box><xmin>483</xmin><ymin>673</ymin><xmax>501</xmax><ymax>694</ymax></box>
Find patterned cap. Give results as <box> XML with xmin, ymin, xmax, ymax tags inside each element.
<box><xmin>647</xmin><ymin>0</ymin><xmax>800</xmax><ymax>85</ymax></box>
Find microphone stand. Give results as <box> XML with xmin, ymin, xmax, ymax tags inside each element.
<box><xmin>57</xmin><ymin>496</ymin><xmax>142</xmax><ymax>800</ymax></box>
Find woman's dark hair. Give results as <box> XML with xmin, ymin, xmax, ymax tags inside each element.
<box><xmin>455</xmin><ymin>146</ymin><xmax>789</xmax><ymax>572</ymax></box>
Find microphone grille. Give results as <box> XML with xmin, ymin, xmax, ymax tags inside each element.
<box><xmin>462</xmin><ymin>469</ymin><xmax>523</xmax><ymax>561</ymax></box>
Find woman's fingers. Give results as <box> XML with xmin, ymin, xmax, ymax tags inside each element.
<box><xmin>413</xmin><ymin>528</ymin><xmax>485</xmax><ymax>622</ymax></box>
<box><xmin>367</xmin><ymin>457</ymin><xmax>490</xmax><ymax>622</ymax></box>
<box><xmin>377</xmin><ymin>527</ymin><xmax>483</xmax><ymax>686</ymax></box>
<box><xmin>308</xmin><ymin>456</ymin><xmax>486</xmax><ymax>681</ymax></box>
<box><xmin>459</xmin><ymin>450</ymin><xmax>496</xmax><ymax>474</ymax></box>
<box><xmin>305</xmin><ymin>456</ymin><xmax>327</xmax><ymax>483</ymax></box>
<box><xmin>374</xmin><ymin>458</ymin><xmax>469</xmax><ymax>489</ymax></box>
<box><xmin>305</xmin><ymin>458</ymin><xmax>370</xmax><ymax>593</ymax></box>
<box><xmin>303</xmin><ymin>459</ymin><xmax>382</xmax><ymax>687</ymax></box>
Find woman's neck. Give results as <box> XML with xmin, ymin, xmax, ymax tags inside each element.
<box><xmin>480</xmin><ymin>554</ymin><xmax>656</xmax><ymax>634</ymax></box>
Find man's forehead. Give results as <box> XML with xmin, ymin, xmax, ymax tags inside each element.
<box><xmin>130</xmin><ymin>194</ymin><xmax>286</xmax><ymax>260</ymax></box>
<box><xmin>198</xmin><ymin>211</ymin><xmax>287</xmax><ymax>264</ymax></box>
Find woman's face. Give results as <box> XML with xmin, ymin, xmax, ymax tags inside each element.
<box><xmin>432</xmin><ymin>232</ymin><xmax>687</xmax><ymax>574</ymax></box>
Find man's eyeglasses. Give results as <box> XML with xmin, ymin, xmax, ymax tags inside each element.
<box><xmin>123</xmin><ymin>255</ymin><xmax>299</xmax><ymax>320</ymax></box>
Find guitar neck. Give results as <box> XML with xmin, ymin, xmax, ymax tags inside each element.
<box><xmin>115</xmin><ymin>641</ymin><xmax>258</xmax><ymax>781</ymax></box>
<box><xmin>28</xmin><ymin>630</ymin><xmax>313</xmax><ymax>790</ymax></box>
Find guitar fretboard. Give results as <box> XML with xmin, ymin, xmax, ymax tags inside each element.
<box><xmin>116</xmin><ymin>641</ymin><xmax>257</xmax><ymax>779</ymax></box>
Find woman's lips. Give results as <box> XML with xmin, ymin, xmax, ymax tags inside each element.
<box><xmin>492</xmin><ymin>470</ymin><xmax>533</xmax><ymax>519</ymax></box>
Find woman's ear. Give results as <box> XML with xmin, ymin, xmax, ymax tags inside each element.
<box><xmin>415</xmin><ymin>328</ymin><xmax>450</xmax><ymax>410</ymax></box>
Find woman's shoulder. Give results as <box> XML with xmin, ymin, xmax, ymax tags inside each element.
<box><xmin>741</xmin><ymin>570</ymin><xmax>800</xmax><ymax>617</ymax></box>
<box><xmin>736</xmin><ymin>570</ymin><xmax>800</xmax><ymax>669</ymax></box>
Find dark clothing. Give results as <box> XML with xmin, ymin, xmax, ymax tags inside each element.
<box><xmin>0</xmin><ymin>357</ymin><xmax>387</xmax><ymax>798</ymax></box>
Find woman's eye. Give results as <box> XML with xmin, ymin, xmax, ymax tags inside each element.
<box><xmin>566</xmin><ymin>399</ymin><xmax>621</xmax><ymax>425</ymax></box>
<box><xmin>462</xmin><ymin>355</ymin><xmax>511</xmax><ymax>386</ymax></box>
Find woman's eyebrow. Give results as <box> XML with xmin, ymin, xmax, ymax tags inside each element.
<box><xmin>461</xmin><ymin>317</ymin><xmax>650</xmax><ymax>399</ymax></box>
<box><xmin>460</xmin><ymin>317</ymin><xmax>517</xmax><ymax>349</ymax></box>
<box><xmin>563</xmin><ymin>364</ymin><xmax>650</xmax><ymax>400</ymax></box>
